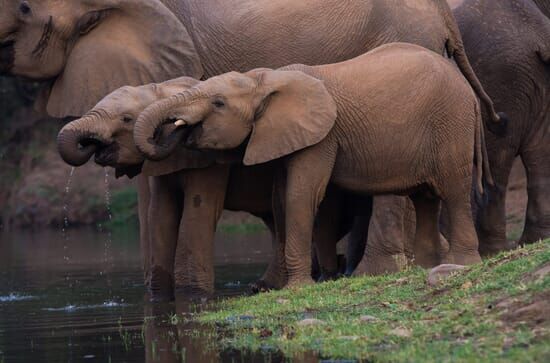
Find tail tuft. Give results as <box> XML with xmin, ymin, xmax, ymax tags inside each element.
<box><xmin>487</xmin><ymin>111</ymin><xmax>509</xmax><ymax>136</ymax></box>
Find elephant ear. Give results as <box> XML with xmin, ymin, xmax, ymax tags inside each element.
<box><xmin>47</xmin><ymin>0</ymin><xmax>203</xmax><ymax>118</ymax></box>
<box><xmin>243</xmin><ymin>70</ymin><xmax>337</xmax><ymax>166</ymax></box>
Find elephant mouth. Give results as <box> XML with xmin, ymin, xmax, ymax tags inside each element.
<box><xmin>94</xmin><ymin>142</ymin><xmax>120</xmax><ymax>167</ymax></box>
<box><xmin>151</xmin><ymin>119</ymin><xmax>200</xmax><ymax>148</ymax></box>
<box><xmin>158</xmin><ymin>118</ymin><xmax>203</xmax><ymax>147</ymax></box>
<box><xmin>0</xmin><ymin>40</ymin><xmax>15</xmax><ymax>74</ymax></box>
<box><xmin>115</xmin><ymin>163</ymin><xmax>143</xmax><ymax>179</ymax></box>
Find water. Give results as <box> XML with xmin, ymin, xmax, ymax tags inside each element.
<box><xmin>0</xmin><ymin>226</ymin><xmax>291</xmax><ymax>362</ymax></box>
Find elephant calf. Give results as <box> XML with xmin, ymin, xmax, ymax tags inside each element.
<box><xmin>135</xmin><ymin>43</ymin><xmax>492</xmax><ymax>286</ymax></box>
<box><xmin>57</xmin><ymin>75</ymin><xmax>371</xmax><ymax>296</ymax></box>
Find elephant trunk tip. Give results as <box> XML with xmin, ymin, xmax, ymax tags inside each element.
<box><xmin>56</xmin><ymin>128</ymin><xmax>100</xmax><ymax>167</ymax></box>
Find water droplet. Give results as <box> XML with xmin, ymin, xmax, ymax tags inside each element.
<box><xmin>103</xmin><ymin>168</ymin><xmax>114</xmax><ymax>299</ymax></box>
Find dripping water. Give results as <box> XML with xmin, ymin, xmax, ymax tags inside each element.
<box><xmin>62</xmin><ymin>167</ymin><xmax>75</xmax><ymax>290</ymax></box>
<box><xmin>101</xmin><ymin>167</ymin><xmax>114</xmax><ymax>299</ymax></box>
<box><xmin>61</xmin><ymin>167</ymin><xmax>75</xmax><ymax>245</ymax></box>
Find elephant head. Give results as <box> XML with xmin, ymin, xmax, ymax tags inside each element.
<box><xmin>57</xmin><ymin>76</ymin><xmax>200</xmax><ymax>178</ymax></box>
<box><xmin>0</xmin><ymin>0</ymin><xmax>202</xmax><ymax>118</ymax></box>
<box><xmin>134</xmin><ymin>69</ymin><xmax>338</xmax><ymax>166</ymax></box>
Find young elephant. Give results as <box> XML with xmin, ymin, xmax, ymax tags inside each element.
<box><xmin>57</xmin><ymin>76</ymin><xmax>371</xmax><ymax>296</ymax></box>
<box><xmin>135</xmin><ymin>43</ymin><xmax>492</xmax><ymax>286</ymax></box>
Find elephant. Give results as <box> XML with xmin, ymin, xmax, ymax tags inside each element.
<box><xmin>1</xmin><ymin>0</ymin><xmax>505</xmax><ymax>294</ymax></box>
<box><xmin>57</xmin><ymin>76</ymin><xmax>373</xmax><ymax>296</ymax></box>
<box><xmin>449</xmin><ymin>0</ymin><xmax>550</xmax><ymax>253</ymax></box>
<box><xmin>133</xmin><ymin>43</ymin><xmax>492</xmax><ymax>286</ymax></box>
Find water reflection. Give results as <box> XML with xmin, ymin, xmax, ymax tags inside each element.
<box><xmin>0</xmin><ymin>226</ymin><xmax>308</xmax><ymax>362</ymax></box>
<box><xmin>142</xmin><ymin>299</ymin><xmax>319</xmax><ymax>363</ymax></box>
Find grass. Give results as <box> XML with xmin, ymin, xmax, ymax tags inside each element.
<box><xmin>197</xmin><ymin>239</ymin><xmax>550</xmax><ymax>362</ymax></box>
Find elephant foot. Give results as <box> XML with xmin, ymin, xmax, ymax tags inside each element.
<box><xmin>519</xmin><ymin>226</ymin><xmax>550</xmax><ymax>246</ymax></box>
<box><xmin>317</xmin><ymin>268</ymin><xmax>345</xmax><ymax>282</ymax></box>
<box><xmin>448</xmin><ymin>250</ymin><xmax>482</xmax><ymax>266</ymax></box>
<box><xmin>148</xmin><ymin>291</ymin><xmax>174</xmax><ymax>303</ymax></box>
<box><xmin>353</xmin><ymin>253</ymin><xmax>407</xmax><ymax>276</ymax></box>
<box><xmin>285</xmin><ymin>277</ymin><xmax>315</xmax><ymax>289</ymax></box>
<box><xmin>148</xmin><ymin>266</ymin><xmax>174</xmax><ymax>302</ymax></box>
<box><xmin>248</xmin><ymin>280</ymin><xmax>278</xmax><ymax>294</ymax></box>
<box><xmin>258</xmin><ymin>270</ymin><xmax>288</xmax><ymax>291</ymax></box>
<box><xmin>478</xmin><ymin>239</ymin><xmax>516</xmax><ymax>257</ymax></box>
<box><xmin>413</xmin><ymin>252</ymin><xmax>440</xmax><ymax>269</ymax></box>
<box><xmin>174</xmin><ymin>285</ymin><xmax>213</xmax><ymax>299</ymax></box>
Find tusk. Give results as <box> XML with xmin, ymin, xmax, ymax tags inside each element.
<box><xmin>174</xmin><ymin>119</ymin><xmax>187</xmax><ymax>127</ymax></box>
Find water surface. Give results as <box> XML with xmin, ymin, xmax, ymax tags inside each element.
<box><xmin>0</xmin><ymin>227</ymin><xmax>288</xmax><ymax>362</ymax></box>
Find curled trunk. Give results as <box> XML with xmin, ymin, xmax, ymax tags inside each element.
<box><xmin>134</xmin><ymin>89</ymin><xmax>207</xmax><ymax>161</ymax></box>
<box><xmin>56</xmin><ymin>115</ymin><xmax>110</xmax><ymax>166</ymax></box>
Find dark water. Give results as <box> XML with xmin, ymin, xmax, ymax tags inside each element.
<box><xmin>0</xmin><ymin>226</ymin><xmax>298</xmax><ymax>363</ymax></box>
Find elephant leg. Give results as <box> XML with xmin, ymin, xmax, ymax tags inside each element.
<box><xmin>345</xmin><ymin>195</ymin><xmax>373</xmax><ymax>276</ymax></box>
<box><xmin>410</xmin><ymin>193</ymin><xmax>441</xmax><ymax>268</ymax></box>
<box><xmin>254</xmin><ymin>214</ymin><xmax>287</xmax><ymax>291</ymax></box>
<box><xmin>282</xmin><ymin>149</ymin><xmax>335</xmax><ymax>287</ymax></box>
<box><xmin>519</xmin><ymin>144</ymin><xmax>550</xmax><ymax>244</ymax></box>
<box><xmin>137</xmin><ymin>174</ymin><xmax>152</xmax><ymax>285</ymax></box>
<box><xmin>476</xmin><ymin>145</ymin><xmax>517</xmax><ymax>256</ymax></box>
<box><xmin>148</xmin><ymin>175</ymin><xmax>182</xmax><ymax>300</ymax></box>
<box><xmin>354</xmin><ymin>195</ymin><xmax>411</xmax><ymax>276</ymax></box>
<box><xmin>174</xmin><ymin>165</ymin><xmax>230</xmax><ymax>296</ymax></box>
<box><xmin>313</xmin><ymin>188</ymin><xmax>347</xmax><ymax>281</ymax></box>
<box><xmin>444</xmin><ymin>177</ymin><xmax>482</xmax><ymax>266</ymax></box>
<box><xmin>265</xmin><ymin>168</ymin><xmax>289</xmax><ymax>288</ymax></box>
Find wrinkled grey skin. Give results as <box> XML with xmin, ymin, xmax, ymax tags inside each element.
<box><xmin>57</xmin><ymin>78</ymin><xmax>371</xmax><ymax>297</ymax></box>
<box><xmin>133</xmin><ymin>44</ymin><xmax>489</xmax><ymax>286</ymax></box>
<box><xmin>451</xmin><ymin>0</ymin><xmax>550</xmax><ymax>252</ymax></box>
<box><xmin>2</xmin><ymin>0</ymin><xmax>503</xmax><ymax>295</ymax></box>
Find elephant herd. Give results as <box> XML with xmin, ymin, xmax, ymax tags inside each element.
<box><xmin>1</xmin><ymin>0</ymin><xmax>548</xmax><ymax>299</ymax></box>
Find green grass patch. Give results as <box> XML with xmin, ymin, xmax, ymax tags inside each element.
<box><xmin>197</xmin><ymin>240</ymin><xmax>550</xmax><ymax>362</ymax></box>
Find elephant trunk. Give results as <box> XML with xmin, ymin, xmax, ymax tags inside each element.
<box><xmin>56</xmin><ymin>115</ymin><xmax>111</xmax><ymax>167</ymax></box>
<box><xmin>134</xmin><ymin>89</ymin><xmax>208</xmax><ymax>161</ymax></box>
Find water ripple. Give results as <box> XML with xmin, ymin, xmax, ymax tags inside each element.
<box><xmin>43</xmin><ymin>300</ymin><xmax>129</xmax><ymax>312</ymax></box>
<box><xmin>0</xmin><ymin>293</ymin><xmax>36</xmax><ymax>302</ymax></box>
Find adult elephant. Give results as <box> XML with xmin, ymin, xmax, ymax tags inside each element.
<box><xmin>0</xmin><ymin>0</ymin><xmax>504</xmax><ymax>294</ymax></box>
<box><xmin>450</xmin><ymin>0</ymin><xmax>550</xmax><ymax>252</ymax></box>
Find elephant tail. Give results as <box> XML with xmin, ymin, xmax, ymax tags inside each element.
<box><xmin>474</xmin><ymin>98</ymin><xmax>494</xmax><ymax>196</ymax></box>
<box><xmin>440</xmin><ymin>2</ymin><xmax>509</xmax><ymax>136</ymax></box>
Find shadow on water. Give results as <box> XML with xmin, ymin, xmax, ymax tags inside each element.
<box><xmin>0</xmin><ymin>227</ymin><xmax>317</xmax><ymax>362</ymax></box>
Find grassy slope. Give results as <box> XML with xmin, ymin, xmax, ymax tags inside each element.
<box><xmin>198</xmin><ymin>240</ymin><xmax>550</xmax><ymax>362</ymax></box>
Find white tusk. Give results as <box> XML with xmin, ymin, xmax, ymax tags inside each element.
<box><xmin>174</xmin><ymin>119</ymin><xmax>187</xmax><ymax>127</ymax></box>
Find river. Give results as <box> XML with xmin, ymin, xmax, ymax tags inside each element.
<box><xmin>0</xmin><ymin>226</ymin><xmax>289</xmax><ymax>362</ymax></box>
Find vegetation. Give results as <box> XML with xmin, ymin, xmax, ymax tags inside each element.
<box><xmin>198</xmin><ymin>240</ymin><xmax>550</xmax><ymax>362</ymax></box>
<box><xmin>104</xmin><ymin>187</ymin><xmax>139</xmax><ymax>229</ymax></box>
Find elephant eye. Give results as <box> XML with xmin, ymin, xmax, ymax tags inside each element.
<box><xmin>19</xmin><ymin>1</ymin><xmax>31</xmax><ymax>15</ymax></box>
<box><xmin>122</xmin><ymin>116</ymin><xmax>133</xmax><ymax>123</ymax></box>
<box><xmin>212</xmin><ymin>99</ymin><xmax>225</xmax><ymax>108</ymax></box>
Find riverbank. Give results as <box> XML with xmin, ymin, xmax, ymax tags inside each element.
<box><xmin>197</xmin><ymin>239</ymin><xmax>550</xmax><ymax>362</ymax></box>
